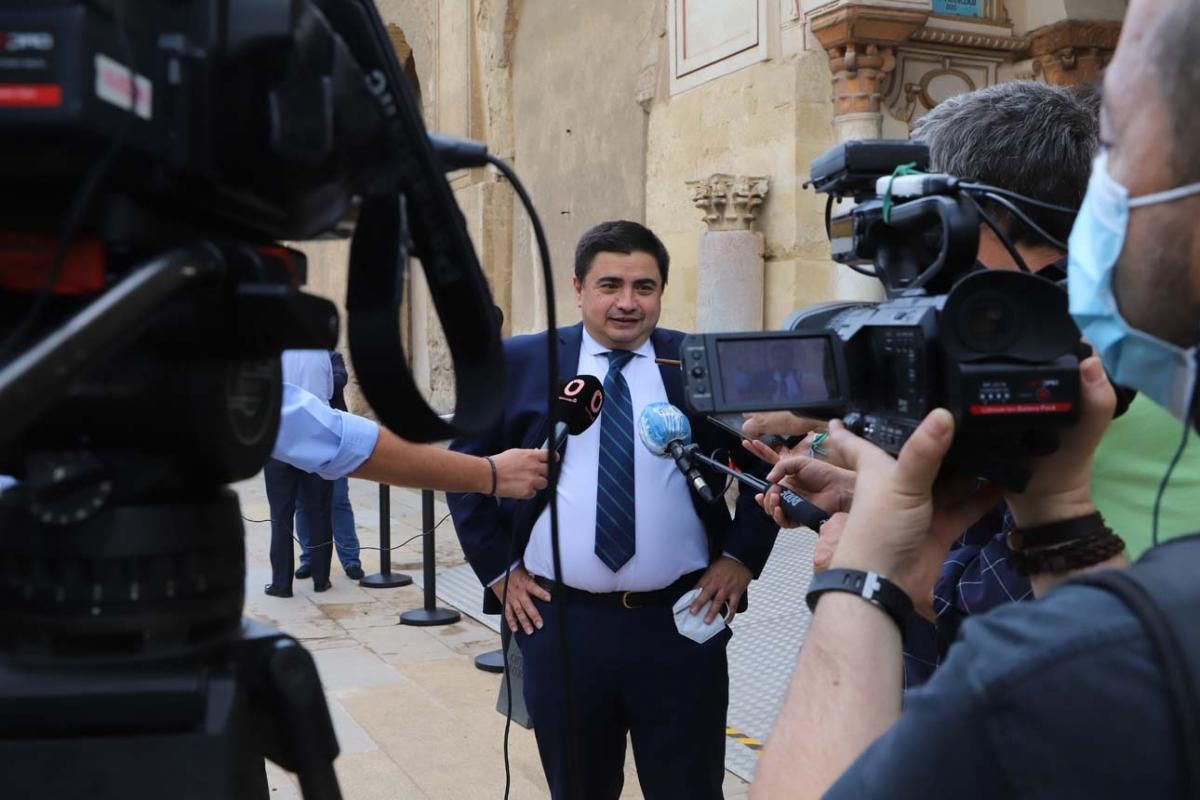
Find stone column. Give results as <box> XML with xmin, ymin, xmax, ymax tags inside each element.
<box><xmin>1028</xmin><ymin>20</ymin><xmax>1122</xmax><ymax>87</ymax></box>
<box><xmin>808</xmin><ymin>3</ymin><xmax>927</xmax><ymax>301</ymax></box>
<box><xmin>686</xmin><ymin>174</ymin><xmax>770</xmax><ymax>333</ymax></box>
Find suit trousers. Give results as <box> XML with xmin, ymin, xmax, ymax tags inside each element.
<box><xmin>296</xmin><ymin>476</ymin><xmax>361</xmax><ymax>570</ymax></box>
<box><xmin>264</xmin><ymin>458</ymin><xmax>333</xmax><ymax>589</ymax></box>
<box><xmin>516</xmin><ymin>593</ymin><xmax>730</xmax><ymax>800</ymax></box>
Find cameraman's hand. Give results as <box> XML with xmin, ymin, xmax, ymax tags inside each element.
<box><xmin>490</xmin><ymin>448</ymin><xmax>551</xmax><ymax>499</ymax></box>
<box><xmin>820</xmin><ymin>410</ymin><xmax>1002</xmax><ymax>612</ymax></box>
<box><xmin>742</xmin><ymin>411</ymin><xmax>826</xmax><ymax>440</ymax></box>
<box><xmin>1004</xmin><ymin>357</ymin><xmax>1114</xmax><ymax>527</ymax></box>
<box><xmin>492</xmin><ymin>565</ymin><xmax>551</xmax><ymax>634</ymax></box>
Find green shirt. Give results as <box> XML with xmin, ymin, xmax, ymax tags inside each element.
<box><xmin>1091</xmin><ymin>395</ymin><xmax>1200</xmax><ymax>559</ymax></box>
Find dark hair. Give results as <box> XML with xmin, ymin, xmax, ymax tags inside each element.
<box><xmin>911</xmin><ymin>81</ymin><xmax>1099</xmax><ymax>247</ymax></box>
<box><xmin>573</xmin><ymin>220</ymin><xmax>670</xmax><ymax>286</ymax></box>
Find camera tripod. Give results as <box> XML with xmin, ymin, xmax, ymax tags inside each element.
<box><xmin>0</xmin><ymin>242</ymin><xmax>347</xmax><ymax>799</ymax></box>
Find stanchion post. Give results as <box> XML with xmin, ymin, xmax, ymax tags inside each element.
<box><xmin>359</xmin><ymin>483</ymin><xmax>412</xmax><ymax>589</ymax></box>
<box><xmin>400</xmin><ymin>490</ymin><xmax>461</xmax><ymax>626</ymax></box>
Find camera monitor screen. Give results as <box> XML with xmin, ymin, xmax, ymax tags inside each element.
<box><xmin>716</xmin><ymin>337</ymin><xmax>837</xmax><ymax>407</ymax></box>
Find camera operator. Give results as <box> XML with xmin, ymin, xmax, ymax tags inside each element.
<box><xmin>751</xmin><ymin>1</ymin><xmax>1200</xmax><ymax>795</ymax></box>
<box><xmin>753</xmin><ymin>78</ymin><xmax>1200</xmax><ymax>687</ymax></box>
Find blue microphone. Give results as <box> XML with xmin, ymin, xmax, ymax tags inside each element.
<box><xmin>637</xmin><ymin>402</ymin><xmax>716</xmax><ymax>503</ymax></box>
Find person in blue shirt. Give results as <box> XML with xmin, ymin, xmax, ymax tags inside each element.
<box><xmin>295</xmin><ymin>352</ymin><xmax>364</xmax><ymax>581</ymax></box>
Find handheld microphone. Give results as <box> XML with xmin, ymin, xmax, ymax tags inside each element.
<box><xmin>542</xmin><ymin>374</ymin><xmax>605</xmax><ymax>451</ymax></box>
<box><xmin>637</xmin><ymin>403</ymin><xmax>716</xmax><ymax>503</ymax></box>
<box><xmin>684</xmin><ymin>445</ymin><xmax>830</xmax><ymax>530</ymax></box>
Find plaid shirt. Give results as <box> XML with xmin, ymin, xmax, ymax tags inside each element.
<box><xmin>903</xmin><ymin>503</ymin><xmax>1033</xmax><ymax>689</ymax></box>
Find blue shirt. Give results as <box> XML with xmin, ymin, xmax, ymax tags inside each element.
<box><xmin>281</xmin><ymin>349</ymin><xmax>333</xmax><ymax>403</ymax></box>
<box><xmin>271</xmin><ymin>383</ymin><xmax>379</xmax><ymax>479</ymax></box>
<box><xmin>828</xmin><ymin>582</ymin><xmax>1182</xmax><ymax>798</ymax></box>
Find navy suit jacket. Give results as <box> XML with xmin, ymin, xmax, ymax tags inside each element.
<box><xmin>447</xmin><ymin>323</ymin><xmax>779</xmax><ymax>614</ymax></box>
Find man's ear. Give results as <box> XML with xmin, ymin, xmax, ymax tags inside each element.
<box><xmin>573</xmin><ymin>276</ymin><xmax>583</xmax><ymax>306</ymax></box>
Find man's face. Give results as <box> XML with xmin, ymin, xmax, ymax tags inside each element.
<box><xmin>1104</xmin><ymin>0</ymin><xmax>1200</xmax><ymax>347</ymax></box>
<box><xmin>574</xmin><ymin>250</ymin><xmax>663</xmax><ymax>351</ymax></box>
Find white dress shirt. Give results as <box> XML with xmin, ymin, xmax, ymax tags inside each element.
<box><xmin>281</xmin><ymin>350</ymin><xmax>333</xmax><ymax>403</ymax></box>
<box><xmin>523</xmin><ymin>327</ymin><xmax>709</xmax><ymax>592</ymax></box>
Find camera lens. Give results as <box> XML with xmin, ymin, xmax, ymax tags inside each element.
<box><xmin>956</xmin><ymin>290</ymin><xmax>1022</xmax><ymax>353</ymax></box>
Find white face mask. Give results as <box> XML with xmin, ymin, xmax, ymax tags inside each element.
<box><xmin>1068</xmin><ymin>151</ymin><xmax>1200</xmax><ymax>425</ymax></box>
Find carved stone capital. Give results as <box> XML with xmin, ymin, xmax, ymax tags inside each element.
<box><xmin>687</xmin><ymin>174</ymin><xmax>770</xmax><ymax>232</ymax></box>
<box><xmin>808</xmin><ymin>5</ymin><xmax>926</xmax><ymax>119</ymax></box>
<box><xmin>1027</xmin><ymin>20</ymin><xmax>1122</xmax><ymax>86</ymax></box>
<box><xmin>808</xmin><ymin>5</ymin><xmax>928</xmax><ymax>51</ymax></box>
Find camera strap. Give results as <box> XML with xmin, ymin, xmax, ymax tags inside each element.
<box><xmin>323</xmin><ymin>0</ymin><xmax>506</xmax><ymax>442</ymax></box>
<box><xmin>347</xmin><ymin>193</ymin><xmax>504</xmax><ymax>442</ymax></box>
<box><xmin>1071</xmin><ymin>535</ymin><xmax>1200</xmax><ymax>797</ymax></box>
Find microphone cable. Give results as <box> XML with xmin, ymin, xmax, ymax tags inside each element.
<box><xmin>484</xmin><ymin>154</ymin><xmax>577</xmax><ymax>800</ymax></box>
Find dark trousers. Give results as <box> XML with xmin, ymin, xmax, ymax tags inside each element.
<box><xmin>297</xmin><ymin>476</ymin><xmax>361</xmax><ymax>571</ymax></box>
<box><xmin>264</xmin><ymin>458</ymin><xmax>333</xmax><ymax>589</ymax></box>
<box><xmin>516</xmin><ymin>594</ymin><xmax>730</xmax><ymax>800</ymax></box>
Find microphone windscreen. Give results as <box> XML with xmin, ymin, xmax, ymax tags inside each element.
<box><xmin>555</xmin><ymin>375</ymin><xmax>605</xmax><ymax>435</ymax></box>
<box><xmin>637</xmin><ymin>402</ymin><xmax>692</xmax><ymax>456</ymax></box>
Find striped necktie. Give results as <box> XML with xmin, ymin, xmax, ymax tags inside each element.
<box><xmin>595</xmin><ymin>350</ymin><xmax>637</xmax><ymax>571</ymax></box>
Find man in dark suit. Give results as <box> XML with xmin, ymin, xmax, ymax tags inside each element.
<box><xmin>448</xmin><ymin>220</ymin><xmax>779</xmax><ymax>799</ymax></box>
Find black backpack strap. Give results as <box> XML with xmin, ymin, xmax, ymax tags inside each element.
<box><xmin>1073</xmin><ymin>534</ymin><xmax>1200</xmax><ymax>797</ymax></box>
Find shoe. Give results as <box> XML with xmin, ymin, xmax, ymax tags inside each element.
<box><xmin>344</xmin><ymin>565</ymin><xmax>364</xmax><ymax>581</ymax></box>
<box><xmin>264</xmin><ymin>583</ymin><xmax>293</xmax><ymax>598</ymax></box>
<box><xmin>313</xmin><ymin>580</ymin><xmax>332</xmax><ymax>592</ymax></box>
<box><xmin>294</xmin><ymin>564</ymin><xmax>312</xmax><ymax>579</ymax></box>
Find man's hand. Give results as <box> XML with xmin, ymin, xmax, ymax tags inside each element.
<box><xmin>690</xmin><ymin>556</ymin><xmax>753</xmax><ymax>624</ymax></box>
<box><xmin>1004</xmin><ymin>357</ymin><xmax>1114</xmax><ymax>527</ymax></box>
<box><xmin>818</xmin><ymin>410</ymin><xmax>1002</xmax><ymax>610</ymax></box>
<box><xmin>744</xmin><ymin>439</ymin><xmax>855</xmax><ymax>527</ymax></box>
<box><xmin>492</xmin><ymin>565</ymin><xmax>552</xmax><ymax>634</ymax></box>
<box><xmin>489</xmin><ymin>448</ymin><xmax>551</xmax><ymax>499</ymax></box>
<box><xmin>812</xmin><ymin>512</ymin><xmax>848</xmax><ymax>573</ymax></box>
<box><xmin>742</xmin><ymin>411</ymin><xmax>826</xmax><ymax>439</ymax></box>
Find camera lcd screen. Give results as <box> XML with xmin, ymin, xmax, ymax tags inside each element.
<box><xmin>716</xmin><ymin>337</ymin><xmax>837</xmax><ymax>407</ymax></box>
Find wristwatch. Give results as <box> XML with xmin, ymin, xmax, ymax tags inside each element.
<box><xmin>806</xmin><ymin>568</ymin><xmax>914</xmax><ymax>637</ymax></box>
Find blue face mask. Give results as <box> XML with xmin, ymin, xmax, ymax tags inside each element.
<box><xmin>1068</xmin><ymin>151</ymin><xmax>1200</xmax><ymax>424</ymax></box>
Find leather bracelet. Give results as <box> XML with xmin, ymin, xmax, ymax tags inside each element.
<box><xmin>806</xmin><ymin>568</ymin><xmax>913</xmax><ymax>639</ymax></box>
<box><xmin>1010</xmin><ymin>532</ymin><xmax>1126</xmax><ymax>576</ymax></box>
<box><xmin>1007</xmin><ymin>512</ymin><xmax>1107</xmax><ymax>551</ymax></box>
<box><xmin>484</xmin><ymin>455</ymin><xmax>497</xmax><ymax>496</ymax></box>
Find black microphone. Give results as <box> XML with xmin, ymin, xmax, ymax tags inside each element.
<box><xmin>541</xmin><ymin>374</ymin><xmax>605</xmax><ymax>452</ymax></box>
<box><xmin>685</xmin><ymin>446</ymin><xmax>830</xmax><ymax>529</ymax></box>
<box><xmin>636</xmin><ymin>402</ymin><xmax>716</xmax><ymax>503</ymax></box>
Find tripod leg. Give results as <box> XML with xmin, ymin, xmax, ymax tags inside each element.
<box><xmin>261</xmin><ymin>638</ymin><xmax>344</xmax><ymax>800</ymax></box>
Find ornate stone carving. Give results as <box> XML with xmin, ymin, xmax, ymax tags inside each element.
<box><xmin>688</xmin><ymin>174</ymin><xmax>770</xmax><ymax>231</ymax></box>
<box><xmin>808</xmin><ymin>5</ymin><xmax>928</xmax><ymax>137</ymax></box>
<box><xmin>827</xmin><ymin>42</ymin><xmax>898</xmax><ymax>116</ymax></box>
<box><xmin>908</xmin><ymin>27</ymin><xmax>1026</xmax><ymax>52</ymax></box>
<box><xmin>1027</xmin><ymin>20</ymin><xmax>1122</xmax><ymax>86</ymax></box>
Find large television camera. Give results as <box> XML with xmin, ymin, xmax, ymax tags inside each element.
<box><xmin>0</xmin><ymin>2</ymin><xmax>505</xmax><ymax>798</ymax></box>
<box><xmin>683</xmin><ymin>140</ymin><xmax>1087</xmax><ymax>488</ymax></box>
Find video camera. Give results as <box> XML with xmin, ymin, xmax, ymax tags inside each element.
<box><xmin>0</xmin><ymin>2</ymin><xmax>506</xmax><ymax>798</ymax></box>
<box><xmin>682</xmin><ymin>140</ymin><xmax>1086</xmax><ymax>488</ymax></box>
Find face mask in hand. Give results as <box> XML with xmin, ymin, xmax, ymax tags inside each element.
<box><xmin>1068</xmin><ymin>151</ymin><xmax>1200</xmax><ymax>425</ymax></box>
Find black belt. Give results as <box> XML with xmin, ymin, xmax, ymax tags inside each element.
<box><xmin>532</xmin><ymin>569</ymin><xmax>705</xmax><ymax>610</ymax></box>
